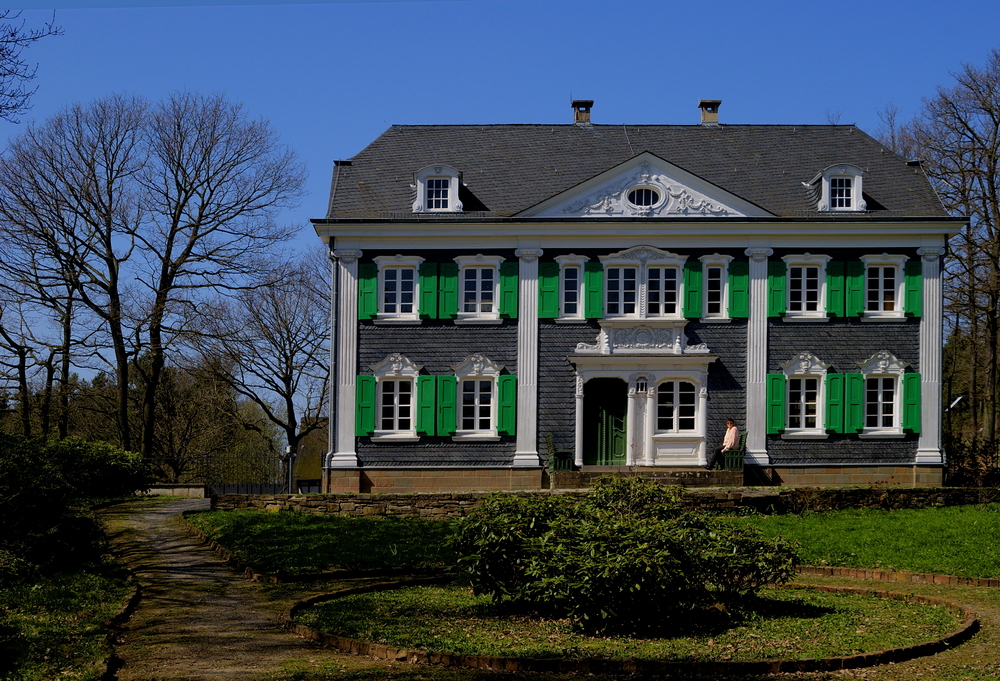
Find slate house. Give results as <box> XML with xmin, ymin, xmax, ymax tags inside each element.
<box><xmin>313</xmin><ymin>101</ymin><xmax>962</xmax><ymax>493</ymax></box>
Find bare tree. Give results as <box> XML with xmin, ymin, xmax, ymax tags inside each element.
<box><xmin>0</xmin><ymin>92</ymin><xmax>306</xmax><ymax>455</ymax></box>
<box><xmin>0</xmin><ymin>10</ymin><xmax>61</xmax><ymax>123</ymax></box>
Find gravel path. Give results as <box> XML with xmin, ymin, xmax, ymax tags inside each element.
<box><xmin>100</xmin><ymin>497</ymin><xmax>337</xmax><ymax>681</ymax></box>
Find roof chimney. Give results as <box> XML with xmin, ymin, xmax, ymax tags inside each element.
<box><xmin>698</xmin><ymin>99</ymin><xmax>722</xmax><ymax>126</ymax></box>
<box><xmin>572</xmin><ymin>99</ymin><xmax>594</xmax><ymax>124</ymax></box>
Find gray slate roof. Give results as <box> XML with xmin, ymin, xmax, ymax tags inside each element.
<box><xmin>323</xmin><ymin>124</ymin><xmax>948</xmax><ymax>219</ymax></box>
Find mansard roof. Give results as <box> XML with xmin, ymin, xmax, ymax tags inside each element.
<box><xmin>322</xmin><ymin>123</ymin><xmax>948</xmax><ymax>220</ymax></box>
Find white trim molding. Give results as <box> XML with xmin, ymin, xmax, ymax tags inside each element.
<box><xmin>331</xmin><ymin>249</ymin><xmax>362</xmax><ymax>467</ymax></box>
<box><xmin>744</xmin><ymin>247</ymin><xmax>773</xmax><ymax>465</ymax></box>
<box><xmin>514</xmin><ymin>247</ymin><xmax>542</xmax><ymax>466</ymax></box>
<box><xmin>917</xmin><ymin>246</ymin><xmax>946</xmax><ymax>464</ymax></box>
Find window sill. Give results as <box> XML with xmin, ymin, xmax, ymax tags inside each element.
<box><xmin>651</xmin><ymin>432</ymin><xmax>703</xmax><ymax>440</ymax></box>
<box><xmin>373</xmin><ymin>316</ymin><xmax>422</xmax><ymax>326</ymax></box>
<box><xmin>454</xmin><ymin>316</ymin><xmax>503</xmax><ymax>325</ymax></box>
<box><xmin>699</xmin><ymin>316</ymin><xmax>732</xmax><ymax>324</ymax></box>
<box><xmin>859</xmin><ymin>314</ymin><xmax>907</xmax><ymax>323</ymax></box>
<box><xmin>782</xmin><ymin>315</ymin><xmax>830</xmax><ymax>323</ymax></box>
<box><xmin>858</xmin><ymin>429</ymin><xmax>905</xmax><ymax>439</ymax></box>
<box><xmin>781</xmin><ymin>431</ymin><xmax>829</xmax><ymax>440</ymax></box>
<box><xmin>452</xmin><ymin>433</ymin><xmax>501</xmax><ymax>442</ymax></box>
<box><xmin>371</xmin><ymin>432</ymin><xmax>420</xmax><ymax>442</ymax></box>
<box><xmin>554</xmin><ymin>316</ymin><xmax>588</xmax><ymax>324</ymax></box>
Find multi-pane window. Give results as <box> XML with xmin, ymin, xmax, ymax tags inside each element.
<box><xmin>866</xmin><ymin>377</ymin><xmax>896</xmax><ymax>429</ymax></box>
<box><xmin>460</xmin><ymin>379</ymin><xmax>493</xmax><ymax>432</ymax></box>
<box><xmin>788</xmin><ymin>265</ymin><xmax>821</xmax><ymax>312</ymax></box>
<box><xmin>647</xmin><ymin>267</ymin><xmax>679</xmax><ymax>316</ymax></box>
<box><xmin>606</xmin><ymin>266</ymin><xmax>638</xmax><ymax>315</ymax></box>
<box><xmin>830</xmin><ymin>177</ymin><xmax>852</xmax><ymax>209</ymax></box>
<box><xmin>705</xmin><ymin>266</ymin><xmax>723</xmax><ymax>316</ymax></box>
<box><xmin>379</xmin><ymin>380</ymin><xmax>413</xmax><ymax>432</ymax></box>
<box><xmin>787</xmin><ymin>377</ymin><xmax>819</xmax><ymax>429</ymax></box>
<box><xmin>426</xmin><ymin>178</ymin><xmax>449</xmax><ymax>210</ymax></box>
<box><xmin>867</xmin><ymin>266</ymin><xmax>897</xmax><ymax>312</ymax></box>
<box><xmin>562</xmin><ymin>265</ymin><xmax>581</xmax><ymax>317</ymax></box>
<box><xmin>656</xmin><ymin>381</ymin><xmax>696</xmax><ymax>432</ymax></box>
<box><xmin>627</xmin><ymin>187</ymin><xmax>659</xmax><ymax>206</ymax></box>
<box><xmin>382</xmin><ymin>267</ymin><xmax>415</xmax><ymax>314</ymax></box>
<box><xmin>463</xmin><ymin>267</ymin><xmax>495</xmax><ymax>314</ymax></box>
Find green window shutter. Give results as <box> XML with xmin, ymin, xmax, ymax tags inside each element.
<box><xmin>436</xmin><ymin>375</ymin><xmax>457</xmax><ymax>436</ymax></box>
<box><xmin>355</xmin><ymin>375</ymin><xmax>376</xmax><ymax>436</ymax></box>
<box><xmin>903</xmin><ymin>373</ymin><xmax>922</xmax><ymax>433</ymax></box>
<box><xmin>728</xmin><ymin>260</ymin><xmax>750</xmax><ymax>318</ymax></box>
<box><xmin>767</xmin><ymin>261</ymin><xmax>787</xmax><ymax>317</ymax></box>
<box><xmin>825</xmin><ymin>373</ymin><xmax>845</xmax><ymax>433</ymax></box>
<box><xmin>826</xmin><ymin>261</ymin><xmax>846</xmax><ymax>318</ymax></box>
<box><xmin>416</xmin><ymin>375</ymin><xmax>436</xmax><ymax>436</ymax></box>
<box><xmin>584</xmin><ymin>261</ymin><xmax>604</xmax><ymax>319</ymax></box>
<box><xmin>904</xmin><ymin>260</ymin><xmax>923</xmax><ymax>317</ymax></box>
<box><xmin>418</xmin><ymin>262</ymin><xmax>438</xmax><ymax>318</ymax></box>
<box><xmin>438</xmin><ymin>263</ymin><xmax>459</xmax><ymax>319</ymax></box>
<box><xmin>683</xmin><ymin>260</ymin><xmax>703</xmax><ymax>319</ymax></box>
<box><xmin>766</xmin><ymin>373</ymin><xmax>786</xmax><ymax>435</ymax></box>
<box><xmin>499</xmin><ymin>262</ymin><xmax>519</xmax><ymax>318</ymax></box>
<box><xmin>497</xmin><ymin>374</ymin><xmax>517</xmax><ymax>436</ymax></box>
<box><xmin>538</xmin><ymin>262</ymin><xmax>560</xmax><ymax>319</ymax></box>
<box><xmin>357</xmin><ymin>263</ymin><xmax>378</xmax><ymax>320</ymax></box>
<box><xmin>844</xmin><ymin>373</ymin><xmax>865</xmax><ymax>433</ymax></box>
<box><xmin>845</xmin><ymin>261</ymin><xmax>865</xmax><ymax>317</ymax></box>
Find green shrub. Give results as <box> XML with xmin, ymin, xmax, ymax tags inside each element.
<box><xmin>47</xmin><ymin>437</ymin><xmax>149</xmax><ymax>498</ymax></box>
<box><xmin>453</xmin><ymin>477</ymin><xmax>799</xmax><ymax>634</ymax></box>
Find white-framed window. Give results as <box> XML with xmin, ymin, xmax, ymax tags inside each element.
<box><xmin>373</xmin><ymin>255</ymin><xmax>424</xmax><ymax>324</ymax></box>
<box><xmin>699</xmin><ymin>253</ymin><xmax>733</xmax><ymax>321</ymax></box>
<box><xmin>782</xmin><ymin>253</ymin><xmax>831</xmax><ymax>321</ymax></box>
<box><xmin>555</xmin><ymin>254</ymin><xmax>589</xmax><ymax>320</ymax></box>
<box><xmin>452</xmin><ymin>353</ymin><xmax>504</xmax><ymax>441</ymax></box>
<box><xmin>600</xmin><ymin>247</ymin><xmax>687</xmax><ymax>320</ymax></box>
<box><xmin>370</xmin><ymin>353</ymin><xmax>422</xmax><ymax>441</ymax></box>
<box><xmin>779</xmin><ymin>351</ymin><xmax>830</xmax><ymax>439</ymax></box>
<box><xmin>412</xmin><ymin>164</ymin><xmax>463</xmax><ymax>213</ymax></box>
<box><xmin>861</xmin><ymin>254</ymin><xmax>908</xmax><ymax>321</ymax></box>
<box><xmin>857</xmin><ymin>350</ymin><xmax>908</xmax><ymax>438</ymax></box>
<box><xmin>454</xmin><ymin>254</ymin><xmax>504</xmax><ymax>324</ymax></box>
<box><xmin>810</xmin><ymin>163</ymin><xmax>866</xmax><ymax>212</ymax></box>
<box><xmin>655</xmin><ymin>380</ymin><xmax>697</xmax><ymax>432</ymax></box>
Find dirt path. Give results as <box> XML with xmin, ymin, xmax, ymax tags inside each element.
<box><xmin>100</xmin><ymin>497</ymin><xmax>342</xmax><ymax>681</ymax></box>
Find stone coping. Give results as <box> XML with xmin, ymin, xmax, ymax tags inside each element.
<box><xmin>177</xmin><ymin>510</ymin><xmax>447</xmax><ymax>583</ymax></box>
<box><xmin>281</xmin><ymin>580</ymin><xmax>980</xmax><ymax>675</ymax></box>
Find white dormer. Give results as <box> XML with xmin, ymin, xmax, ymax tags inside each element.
<box><xmin>412</xmin><ymin>164</ymin><xmax>463</xmax><ymax>213</ymax></box>
<box><xmin>808</xmin><ymin>163</ymin><xmax>866</xmax><ymax>212</ymax></box>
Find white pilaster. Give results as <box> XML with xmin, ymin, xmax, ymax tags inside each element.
<box><xmin>513</xmin><ymin>248</ymin><xmax>542</xmax><ymax>466</ymax></box>
<box><xmin>331</xmin><ymin>249</ymin><xmax>362</xmax><ymax>467</ymax></box>
<box><xmin>916</xmin><ymin>247</ymin><xmax>946</xmax><ymax>464</ymax></box>
<box><xmin>744</xmin><ymin>247</ymin><xmax>773</xmax><ymax>465</ymax></box>
<box><xmin>574</xmin><ymin>375</ymin><xmax>584</xmax><ymax>467</ymax></box>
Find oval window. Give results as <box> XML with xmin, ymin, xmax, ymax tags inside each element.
<box><xmin>628</xmin><ymin>187</ymin><xmax>659</xmax><ymax>206</ymax></box>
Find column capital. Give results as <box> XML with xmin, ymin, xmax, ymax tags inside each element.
<box><xmin>515</xmin><ymin>248</ymin><xmax>544</xmax><ymax>262</ymax></box>
<box><xmin>917</xmin><ymin>247</ymin><xmax>946</xmax><ymax>262</ymax></box>
<box><xmin>745</xmin><ymin>247</ymin><xmax>774</xmax><ymax>262</ymax></box>
<box><xmin>333</xmin><ymin>249</ymin><xmax>363</xmax><ymax>264</ymax></box>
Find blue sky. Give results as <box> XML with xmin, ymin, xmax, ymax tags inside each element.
<box><xmin>6</xmin><ymin>0</ymin><xmax>1000</xmax><ymax>251</ymax></box>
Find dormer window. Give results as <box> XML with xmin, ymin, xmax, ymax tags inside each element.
<box><xmin>807</xmin><ymin>163</ymin><xmax>866</xmax><ymax>212</ymax></box>
<box><xmin>412</xmin><ymin>164</ymin><xmax>463</xmax><ymax>213</ymax></box>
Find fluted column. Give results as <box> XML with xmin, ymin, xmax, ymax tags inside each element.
<box><xmin>513</xmin><ymin>248</ymin><xmax>543</xmax><ymax>466</ymax></box>
<box><xmin>917</xmin><ymin>247</ymin><xmax>946</xmax><ymax>464</ymax></box>
<box><xmin>331</xmin><ymin>249</ymin><xmax>362</xmax><ymax>467</ymax></box>
<box><xmin>744</xmin><ymin>247</ymin><xmax>773</xmax><ymax>465</ymax></box>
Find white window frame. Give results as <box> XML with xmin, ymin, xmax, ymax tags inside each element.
<box><xmin>373</xmin><ymin>255</ymin><xmax>424</xmax><ymax>325</ymax></box>
<box><xmin>454</xmin><ymin>254</ymin><xmax>504</xmax><ymax>325</ymax></box>
<box><xmin>699</xmin><ymin>253</ymin><xmax>733</xmax><ymax>322</ymax></box>
<box><xmin>555</xmin><ymin>253</ymin><xmax>589</xmax><ymax>321</ymax></box>
<box><xmin>599</xmin><ymin>247</ymin><xmax>687</xmax><ymax>321</ymax></box>
<box><xmin>814</xmin><ymin>163</ymin><xmax>866</xmax><ymax>212</ymax></box>
<box><xmin>861</xmin><ymin>253</ymin><xmax>908</xmax><ymax>321</ymax></box>
<box><xmin>780</xmin><ymin>351</ymin><xmax>830</xmax><ymax>439</ymax></box>
<box><xmin>782</xmin><ymin>253</ymin><xmax>831</xmax><ymax>322</ymax></box>
<box><xmin>412</xmin><ymin>164</ymin><xmax>463</xmax><ymax>213</ymax></box>
<box><xmin>452</xmin><ymin>353</ymin><xmax>504</xmax><ymax>441</ymax></box>
<box><xmin>654</xmin><ymin>379</ymin><xmax>699</xmax><ymax>433</ymax></box>
<box><xmin>857</xmin><ymin>350</ymin><xmax>908</xmax><ymax>439</ymax></box>
<box><xmin>370</xmin><ymin>353</ymin><xmax>422</xmax><ymax>442</ymax></box>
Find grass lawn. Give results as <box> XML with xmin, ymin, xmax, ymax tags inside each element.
<box><xmin>738</xmin><ymin>503</ymin><xmax>1000</xmax><ymax>578</ymax></box>
<box><xmin>292</xmin><ymin>584</ymin><xmax>962</xmax><ymax>662</ymax></box>
<box><xmin>186</xmin><ymin>510</ymin><xmax>457</xmax><ymax>576</ymax></box>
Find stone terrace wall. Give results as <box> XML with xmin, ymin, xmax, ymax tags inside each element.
<box><xmin>212</xmin><ymin>485</ymin><xmax>1000</xmax><ymax>518</ymax></box>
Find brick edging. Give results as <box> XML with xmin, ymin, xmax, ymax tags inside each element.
<box><xmin>281</xmin><ymin>581</ymin><xmax>979</xmax><ymax>675</ymax></box>
<box><xmin>797</xmin><ymin>565</ymin><xmax>1000</xmax><ymax>588</ymax></box>
<box><xmin>175</xmin><ymin>510</ymin><xmax>447</xmax><ymax>583</ymax></box>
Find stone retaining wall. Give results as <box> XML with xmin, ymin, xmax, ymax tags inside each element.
<box><xmin>212</xmin><ymin>485</ymin><xmax>1000</xmax><ymax>518</ymax></box>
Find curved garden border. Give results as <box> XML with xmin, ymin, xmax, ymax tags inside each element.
<box><xmin>281</xmin><ymin>580</ymin><xmax>979</xmax><ymax>675</ymax></box>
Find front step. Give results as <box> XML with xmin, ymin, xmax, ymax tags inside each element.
<box><xmin>550</xmin><ymin>466</ymin><xmax>743</xmax><ymax>489</ymax></box>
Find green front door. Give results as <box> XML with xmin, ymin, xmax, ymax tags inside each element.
<box><xmin>583</xmin><ymin>378</ymin><xmax>628</xmax><ymax>465</ymax></box>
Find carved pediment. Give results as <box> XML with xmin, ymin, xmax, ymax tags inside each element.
<box><xmin>575</xmin><ymin>322</ymin><xmax>710</xmax><ymax>355</ymax></box>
